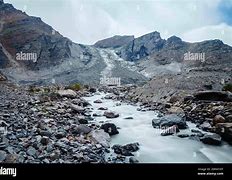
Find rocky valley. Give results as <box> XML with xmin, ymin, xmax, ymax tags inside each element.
<box><xmin>0</xmin><ymin>0</ymin><xmax>232</xmax><ymax>164</ymax></box>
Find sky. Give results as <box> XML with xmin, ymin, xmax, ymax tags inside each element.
<box><xmin>4</xmin><ymin>0</ymin><xmax>232</xmax><ymax>46</ymax></box>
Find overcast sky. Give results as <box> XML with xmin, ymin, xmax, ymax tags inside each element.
<box><xmin>4</xmin><ymin>0</ymin><xmax>232</xmax><ymax>46</ymax></box>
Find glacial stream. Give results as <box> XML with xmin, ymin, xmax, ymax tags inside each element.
<box><xmin>84</xmin><ymin>93</ymin><xmax>232</xmax><ymax>163</ymax></box>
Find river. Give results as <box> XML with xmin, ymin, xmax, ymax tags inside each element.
<box><xmin>84</xmin><ymin>92</ymin><xmax>232</xmax><ymax>163</ymax></box>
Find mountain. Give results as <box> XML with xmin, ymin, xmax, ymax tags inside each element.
<box><xmin>0</xmin><ymin>1</ymin><xmax>147</xmax><ymax>85</ymax></box>
<box><xmin>94</xmin><ymin>35</ymin><xmax>134</xmax><ymax>49</ymax></box>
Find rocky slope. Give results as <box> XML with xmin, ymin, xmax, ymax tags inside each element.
<box><xmin>0</xmin><ymin>1</ymin><xmax>146</xmax><ymax>85</ymax></box>
<box><xmin>94</xmin><ymin>35</ymin><xmax>134</xmax><ymax>49</ymax></box>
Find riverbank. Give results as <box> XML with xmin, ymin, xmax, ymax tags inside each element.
<box><xmin>0</xmin><ymin>82</ymin><xmax>232</xmax><ymax>163</ymax></box>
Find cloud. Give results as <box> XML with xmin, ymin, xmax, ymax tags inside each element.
<box><xmin>4</xmin><ymin>0</ymin><xmax>232</xmax><ymax>46</ymax></box>
<box><xmin>182</xmin><ymin>23</ymin><xmax>232</xmax><ymax>46</ymax></box>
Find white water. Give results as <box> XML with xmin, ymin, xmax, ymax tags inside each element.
<box><xmin>84</xmin><ymin>93</ymin><xmax>232</xmax><ymax>163</ymax></box>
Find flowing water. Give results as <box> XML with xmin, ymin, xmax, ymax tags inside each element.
<box><xmin>84</xmin><ymin>93</ymin><xmax>232</xmax><ymax>163</ymax></box>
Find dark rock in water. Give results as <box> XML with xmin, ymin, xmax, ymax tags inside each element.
<box><xmin>152</xmin><ymin>114</ymin><xmax>187</xmax><ymax>129</ymax></box>
<box><xmin>200</xmin><ymin>133</ymin><xmax>222</xmax><ymax>145</ymax></box>
<box><xmin>112</xmin><ymin>143</ymin><xmax>139</xmax><ymax>156</ymax></box>
<box><xmin>104</xmin><ymin>111</ymin><xmax>119</xmax><ymax>118</ymax></box>
<box><xmin>89</xmin><ymin>88</ymin><xmax>97</xmax><ymax>93</ymax></box>
<box><xmin>216</xmin><ymin>123</ymin><xmax>232</xmax><ymax>144</ymax></box>
<box><xmin>0</xmin><ymin>150</ymin><xmax>7</xmax><ymax>162</ymax></box>
<box><xmin>124</xmin><ymin>117</ymin><xmax>134</xmax><ymax>120</ymax></box>
<box><xmin>93</xmin><ymin>113</ymin><xmax>102</xmax><ymax>117</ymax></box>
<box><xmin>101</xmin><ymin>123</ymin><xmax>119</xmax><ymax>136</ymax></box>
<box><xmin>98</xmin><ymin>107</ymin><xmax>108</xmax><ymax>111</ymax></box>
<box><xmin>75</xmin><ymin>125</ymin><xmax>92</xmax><ymax>134</ymax></box>
<box><xmin>177</xmin><ymin>134</ymin><xmax>190</xmax><ymax>138</ymax></box>
<box><xmin>78</xmin><ymin>118</ymin><xmax>89</xmax><ymax>124</ymax></box>
<box><xmin>94</xmin><ymin>99</ymin><xmax>103</xmax><ymax>104</ymax></box>
<box><xmin>194</xmin><ymin>91</ymin><xmax>232</xmax><ymax>102</ymax></box>
<box><xmin>129</xmin><ymin>157</ymin><xmax>139</xmax><ymax>164</ymax></box>
<box><xmin>161</xmin><ymin>125</ymin><xmax>180</xmax><ymax>136</ymax></box>
<box><xmin>199</xmin><ymin>122</ymin><xmax>212</xmax><ymax>131</ymax></box>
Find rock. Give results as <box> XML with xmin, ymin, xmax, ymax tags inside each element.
<box><xmin>194</xmin><ymin>91</ymin><xmax>232</xmax><ymax>102</ymax></box>
<box><xmin>89</xmin><ymin>130</ymin><xmax>110</xmax><ymax>148</ymax></box>
<box><xmin>40</xmin><ymin>136</ymin><xmax>49</xmax><ymax>145</ymax></box>
<box><xmin>104</xmin><ymin>95</ymin><xmax>113</xmax><ymax>99</ymax></box>
<box><xmin>76</xmin><ymin>125</ymin><xmax>92</xmax><ymax>134</ymax></box>
<box><xmin>167</xmin><ymin>106</ymin><xmax>184</xmax><ymax>115</ymax></box>
<box><xmin>199</xmin><ymin>122</ymin><xmax>212</xmax><ymax>131</ymax></box>
<box><xmin>78</xmin><ymin>118</ymin><xmax>89</xmax><ymax>124</ymax></box>
<box><xmin>0</xmin><ymin>142</ymin><xmax>6</xmax><ymax>150</ymax></box>
<box><xmin>177</xmin><ymin>134</ymin><xmax>190</xmax><ymax>138</ymax></box>
<box><xmin>200</xmin><ymin>133</ymin><xmax>222</xmax><ymax>145</ymax></box>
<box><xmin>124</xmin><ymin>117</ymin><xmax>133</xmax><ymax>120</ymax></box>
<box><xmin>38</xmin><ymin>130</ymin><xmax>52</xmax><ymax>137</ymax></box>
<box><xmin>93</xmin><ymin>113</ymin><xmax>102</xmax><ymax>117</ymax></box>
<box><xmin>112</xmin><ymin>143</ymin><xmax>139</xmax><ymax>156</ymax></box>
<box><xmin>55</xmin><ymin>131</ymin><xmax>66</xmax><ymax>139</ymax></box>
<box><xmin>50</xmin><ymin>150</ymin><xmax>60</xmax><ymax>161</ymax></box>
<box><xmin>70</xmin><ymin>104</ymin><xmax>85</xmax><ymax>113</ymax></box>
<box><xmin>4</xmin><ymin>154</ymin><xmax>18</xmax><ymax>163</ymax></box>
<box><xmin>161</xmin><ymin>125</ymin><xmax>180</xmax><ymax>136</ymax></box>
<box><xmin>98</xmin><ymin>107</ymin><xmax>108</xmax><ymax>111</ymax></box>
<box><xmin>94</xmin><ymin>99</ymin><xmax>103</xmax><ymax>104</ymax></box>
<box><xmin>104</xmin><ymin>111</ymin><xmax>119</xmax><ymax>118</ymax></box>
<box><xmin>89</xmin><ymin>87</ymin><xmax>97</xmax><ymax>93</ymax></box>
<box><xmin>152</xmin><ymin>114</ymin><xmax>187</xmax><ymax>129</ymax></box>
<box><xmin>215</xmin><ymin>123</ymin><xmax>232</xmax><ymax>144</ymax></box>
<box><xmin>129</xmin><ymin>157</ymin><xmax>139</xmax><ymax>164</ymax></box>
<box><xmin>213</xmin><ymin>115</ymin><xmax>225</xmax><ymax>125</ymax></box>
<box><xmin>57</xmin><ymin>89</ymin><xmax>77</xmax><ymax>98</ymax></box>
<box><xmin>26</xmin><ymin>146</ymin><xmax>37</xmax><ymax>157</ymax></box>
<box><xmin>225</xmin><ymin>115</ymin><xmax>232</xmax><ymax>122</ymax></box>
<box><xmin>100</xmin><ymin>123</ymin><xmax>119</xmax><ymax>136</ymax></box>
<box><xmin>0</xmin><ymin>150</ymin><xmax>7</xmax><ymax>162</ymax></box>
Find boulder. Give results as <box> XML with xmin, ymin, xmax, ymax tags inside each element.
<box><xmin>98</xmin><ymin>107</ymin><xmax>108</xmax><ymax>111</ymax></box>
<box><xmin>57</xmin><ymin>89</ymin><xmax>77</xmax><ymax>98</ymax></box>
<box><xmin>104</xmin><ymin>111</ymin><xmax>119</xmax><ymax>118</ymax></box>
<box><xmin>75</xmin><ymin>125</ymin><xmax>92</xmax><ymax>134</ymax></box>
<box><xmin>199</xmin><ymin>122</ymin><xmax>212</xmax><ymax>131</ymax></box>
<box><xmin>215</xmin><ymin>123</ymin><xmax>232</xmax><ymax>144</ymax></box>
<box><xmin>88</xmin><ymin>130</ymin><xmax>110</xmax><ymax>148</ymax></box>
<box><xmin>94</xmin><ymin>99</ymin><xmax>103</xmax><ymax>104</ymax></box>
<box><xmin>152</xmin><ymin>114</ymin><xmax>187</xmax><ymax>129</ymax></box>
<box><xmin>213</xmin><ymin>115</ymin><xmax>225</xmax><ymax>125</ymax></box>
<box><xmin>194</xmin><ymin>91</ymin><xmax>232</xmax><ymax>102</ymax></box>
<box><xmin>70</xmin><ymin>104</ymin><xmax>85</xmax><ymax>113</ymax></box>
<box><xmin>200</xmin><ymin>133</ymin><xmax>222</xmax><ymax>145</ymax></box>
<box><xmin>100</xmin><ymin>123</ymin><xmax>119</xmax><ymax>136</ymax></box>
<box><xmin>112</xmin><ymin>143</ymin><xmax>139</xmax><ymax>156</ymax></box>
